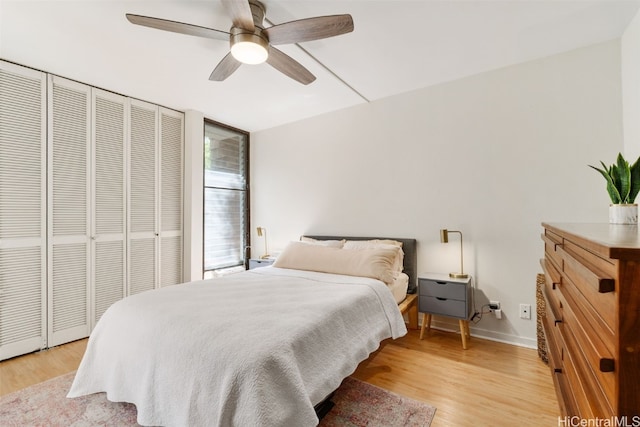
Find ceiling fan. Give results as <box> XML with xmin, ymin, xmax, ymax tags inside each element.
<box><xmin>126</xmin><ymin>0</ymin><xmax>354</xmax><ymax>85</ymax></box>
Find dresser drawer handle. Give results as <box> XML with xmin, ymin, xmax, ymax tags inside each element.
<box><xmin>436</xmin><ymin>297</ymin><xmax>447</xmax><ymax>301</ymax></box>
<box><xmin>557</xmin><ymin>246</ymin><xmax>615</xmax><ymax>293</ymax></box>
<box><xmin>435</xmin><ymin>281</ymin><xmax>447</xmax><ymax>285</ymax></box>
<box><xmin>554</xmin><ymin>368</ymin><xmax>562</xmax><ymax>373</ymax></box>
<box><xmin>554</xmin><ymin>319</ymin><xmax>563</xmax><ymax>326</ymax></box>
<box><xmin>596</xmin><ymin>279</ymin><xmax>614</xmax><ymax>293</ymax></box>
<box><xmin>541</xmin><ymin>232</ymin><xmax>563</xmax><ymax>250</ymax></box>
<box><xmin>599</xmin><ymin>358</ymin><xmax>615</xmax><ymax>373</ymax></box>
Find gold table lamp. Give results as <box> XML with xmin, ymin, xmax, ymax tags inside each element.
<box><xmin>440</xmin><ymin>229</ymin><xmax>468</xmax><ymax>279</ymax></box>
<box><xmin>256</xmin><ymin>226</ymin><xmax>269</xmax><ymax>259</ymax></box>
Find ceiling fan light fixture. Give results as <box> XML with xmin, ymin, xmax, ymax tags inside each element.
<box><xmin>230</xmin><ymin>31</ymin><xmax>269</xmax><ymax>64</ymax></box>
<box><xmin>126</xmin><ymin>0</ymin><xmax>353</xmax><ymax>84</ymax></box>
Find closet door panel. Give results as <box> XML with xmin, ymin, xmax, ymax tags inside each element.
<box><xmin>48</xmin><ymin>76</ymin><xmax>91</xmax><ymax>347</ymax></box>
<box><xmin>128</xmin><ymin>100</ymin><xmax>158</xmax><ymax>295</ymax></box>
<box><xmin>161</xmin><ymin>235</ymin><xmax>183</xmax><ymax>287</ymax></box>
<box><xmin>159</xmin><ymin>108</ymin><xmax>183</xmax><ymax>287</ymax></box>
<box><xmin>0</xmin><ymin>248</ymin><xmax>44</xmax><ymax>360</ymax></box>
<box><xmin>94</xmin><ymin>240</ymin><xmax>125</xmax><ymax>321</ymax></box>
<box><xmin>0</xmin><ymin>62</ymin><xmax>47</xmax><ymax>361</ymax></box>
<box><xmin>92</xmin><ymin>90</ymin><xmax>126</xmax><ymax>326</ymax></box>
<box><xmin>51</xmin><ymin>243</ymin><xmax>88</xmax><ymax>339</ymax></box>
<box><xmin>129</xmin><ymin>238</ymin><xmax>156</xmax><ymax>295</ymax></box>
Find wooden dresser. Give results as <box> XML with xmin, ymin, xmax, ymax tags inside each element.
<box><xmin>540</xmin><ymin>223</ymin><xmax>640</xmax><ymax>418</ymax></box>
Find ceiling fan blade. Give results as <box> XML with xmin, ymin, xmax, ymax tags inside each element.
<box><xmin>264</xmin><ymin>15</ymin><xmax>353</xmax><ymax>45</ymax></box>
<box><xmin>266</xmin><ymin>47</ymin><xmax>316</xmax><ymax>85</ymax></box>
<box><xmin>209</xmin><ymin>53</ymin><xmax>242</xmax><ymax>81</ymax></box>
<box><xmin>126</xmin><ymin>14</ymin><xmax>230</xmax><ymax>41</ymax></box>
<box><xmin>222</xmin><ymin>0</ymin><xmax>255</xmax><ymax>31</ymax></box>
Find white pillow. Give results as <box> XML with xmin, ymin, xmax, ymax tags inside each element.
<box><xmin>343</xmin><ymin>240</ymin><xmax>404</xmax><ymax>276</ymax></box>
<box><xmin>300</xmin><ymin>236</ymin><xmax>345</xmax><ymax>248</ymax></box>
<box><xmin>344</xmin><ymin>239</ymin><xmax>403</xmax><ymax>248</ymax></box>
<box><xmin>273</xmin><ymin>241</ymin><xmax>400</xmax><ymax>285</ymax></box>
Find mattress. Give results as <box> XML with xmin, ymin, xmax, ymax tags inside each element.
<box><xmin>389</xmin><ymin>272</ymin><xmax>409</xmax><ymax>303</ymax></box>
<box><xmin>68</xmin><ymin>267</ymin><xmax>407</xmax><ymax>426</ymax></box>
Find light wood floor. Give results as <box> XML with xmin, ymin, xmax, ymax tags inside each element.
<box><xmin>0</xmin><ymin>328</ymin><xmax>559</xmax><ymax>426</ymax></box>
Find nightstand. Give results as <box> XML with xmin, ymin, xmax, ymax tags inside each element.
<box><xmin>248</xmin><ymin>258</ymin><xmax>275</xmax><ymax>269</ymax></box>
<box><xmin>418</xmin><ymin>273</ymin><xmax>472</xmax><ymax>349</ymax></box>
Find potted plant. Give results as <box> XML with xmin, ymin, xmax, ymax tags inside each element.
<box><xmin>589</xmin><ymin>152</ymin><xmax>640</xmax><ymax>224</ymax></box>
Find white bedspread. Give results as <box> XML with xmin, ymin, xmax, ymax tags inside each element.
<box><xmin>68</xmin><ymin>267</ymin><xmax>407</xmax><ymax>427</ymax></box>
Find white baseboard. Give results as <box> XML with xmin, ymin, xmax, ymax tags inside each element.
<box><xmin>426</xmin><ymin>318</ymin><xmax>538</xmax><ymax>349</ymax></box>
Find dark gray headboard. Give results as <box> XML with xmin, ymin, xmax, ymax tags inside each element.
<box><xmin>302</xmin><ymin>235</ymin><xmax>417</xmax><ymax>294</ymax></box>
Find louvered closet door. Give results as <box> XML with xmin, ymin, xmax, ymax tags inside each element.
<box><xmin>159</xmin><ymin>108</ymin><xmax>183</xmax><ymax>287</ymax></box>
<box><xmin>128</xmin><ymin>100</ymin><xmax>158</xmax><ymax>295</ymax></box>
<box><xmin>0</xmin><ymin>62</ymin><xmax>47</xmax><ymax>361</ymax></box>
<box><xmin>47</xmin><ymin>76</ymin><xmax>91</xmax><ymax>347</ymax></box>
<box><xmin>92</xmin><ymin>89</ymin><xmax>126</xmax><ymax>327</ymax></box>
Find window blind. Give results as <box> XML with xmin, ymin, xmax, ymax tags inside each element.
<box><xmin>203</xmin><ymin>122</ymin><xmax>248</xmax><ymax>271</ymax></box>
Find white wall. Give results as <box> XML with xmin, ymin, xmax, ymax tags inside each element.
<box><xmin>622</xmin><ymin>8</ymin><xmax>640</xmax><ymax>160</ymax></box>
<box><xmin>251</xmin><ymin>40</ymin><xmax>624</xmax><ymax>347</ymax></box>
<box><xmin>183</xmin><ymin>110</ymin><xmax>204</xmax><ymax>282</ymax></box>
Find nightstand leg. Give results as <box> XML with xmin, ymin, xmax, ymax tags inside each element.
<box><xmin>459</xmin><ymin>320</ymin><xmax>470</xmax><ymax>349</ymax></box>
<box><xmin>420</xmin><ymin>314</ymin><xmax>432</xmax><ymax>340</ymax></box>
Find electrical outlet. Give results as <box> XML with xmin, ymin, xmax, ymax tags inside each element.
<box><xmin>489</xmin><ymin>300</ymin><xmax>500</xmax><ymax>310</ymax></box>
<box><xmin>519</xmin><ymin>304</ymin><xmax>531</xmax><ymax>319</ymax></box>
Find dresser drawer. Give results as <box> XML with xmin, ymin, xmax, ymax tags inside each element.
<box><xmin>562</xmin><ymin>336</ymin><xmax>597</xmax><ymax>418</ymax></box>
<box><xmin>419</xmin><ymin>295</ymin><xmax>468</xmax><ymax>319</ymax></box>
<box><xmin>542</xmin><ymin>230</ymin><xmax>563</xmax><ymax>272</ymax></box>
<box><xmin>559</xmin><ymin>273</ymin><xmax>615</xmax><ymax>354</ymax></box>
<box><xmin>419</xmin><ymin>279</ymin><xmax>466</xmax><ymax>300</ymax></box>
<box><xmin>561</xmin><ymin>317</ymin><xmax>614</xmax><ymax>418</ymax></box>
<box><xmin>541</xmin><ymin>294</ymin><xmax>573</xmax><ymax>417</ymax></box>
<box><xmin>563</xmin><ymin>238</ymin><xmax>616</xmax><ymax>279</ymax></box>
<box><xmin>552</xmin><ymin>365</ymin><xmax>576</xmax><ymax>417</ymax></box>
<box><xmin>541</xmin><ymin>300</ymin><xmax>562</xmax><ymax>368</ymax></box>
<box><xmin>557</xmin><ymin>245</ymin><xmax>616</xmax><ymax>333</ymax></box>
<box><xmin>540</xmin><ymin>258</ymin><xmax>562</xmax><ymax>319</ymax></box>
<box><xmin>559</xmin><ymin>288</ymin><xmax>616</xmax><ymax>412</ymax></box>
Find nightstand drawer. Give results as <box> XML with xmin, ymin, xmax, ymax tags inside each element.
<box><xmin>249</xmin><ymin>259</ymin><xmax>275</xmax><ymax>269</ymax></box>
<box><xmin>419</xmin><ymin>296</ymin><xmax>468</xmax><ymax>319</ymax></box>
<box><xmin>419</xmin><ymin>279</ymin><xmax>466</xmax><ymax>300</ymax></box>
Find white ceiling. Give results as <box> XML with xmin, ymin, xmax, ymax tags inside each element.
<box><xmin>1</xmin><ymin>0</ymin><xmax>639</xmax><ymax>132</ymax></box>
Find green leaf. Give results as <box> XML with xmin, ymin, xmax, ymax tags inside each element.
<box><xmin>629</xmin><ymin>155</ymin><xmax>640</xmax><ymax>203</ymax></box>
<box><xmin>615</xmin><ymin>153</ymin><xmax>631</xmax><ymax>203</ymax></box>
<box><xmin>589</xmin><ymin>163</ymin><xmax>622</xmax><ymax>204</ymax></box>
<box><xmin>603</xmin><ymin>161</ymin><xmax>624</xmax><ymax>204</ymax></box>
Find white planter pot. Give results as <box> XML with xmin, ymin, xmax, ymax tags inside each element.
<box><xmin>609</xmin><ymin>204</ymin><xmax>638</xmax><ymax>225</ymax></box>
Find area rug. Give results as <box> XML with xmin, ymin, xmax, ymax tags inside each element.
<box><xmin>0</xmin><ymin>373</ymin><xmax>435</xmax><ymax>426</ymax></box>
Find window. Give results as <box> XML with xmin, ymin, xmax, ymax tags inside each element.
<box><xmin>203</xmin><ymin>120</ymin><xmax>249</xmax><ymax>276</ymax></box>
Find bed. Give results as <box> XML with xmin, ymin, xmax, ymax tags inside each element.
<box><xmin>68</xmin><ymin>235</ymin><xmax>417</xmax><ymax>426</ymax></box>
